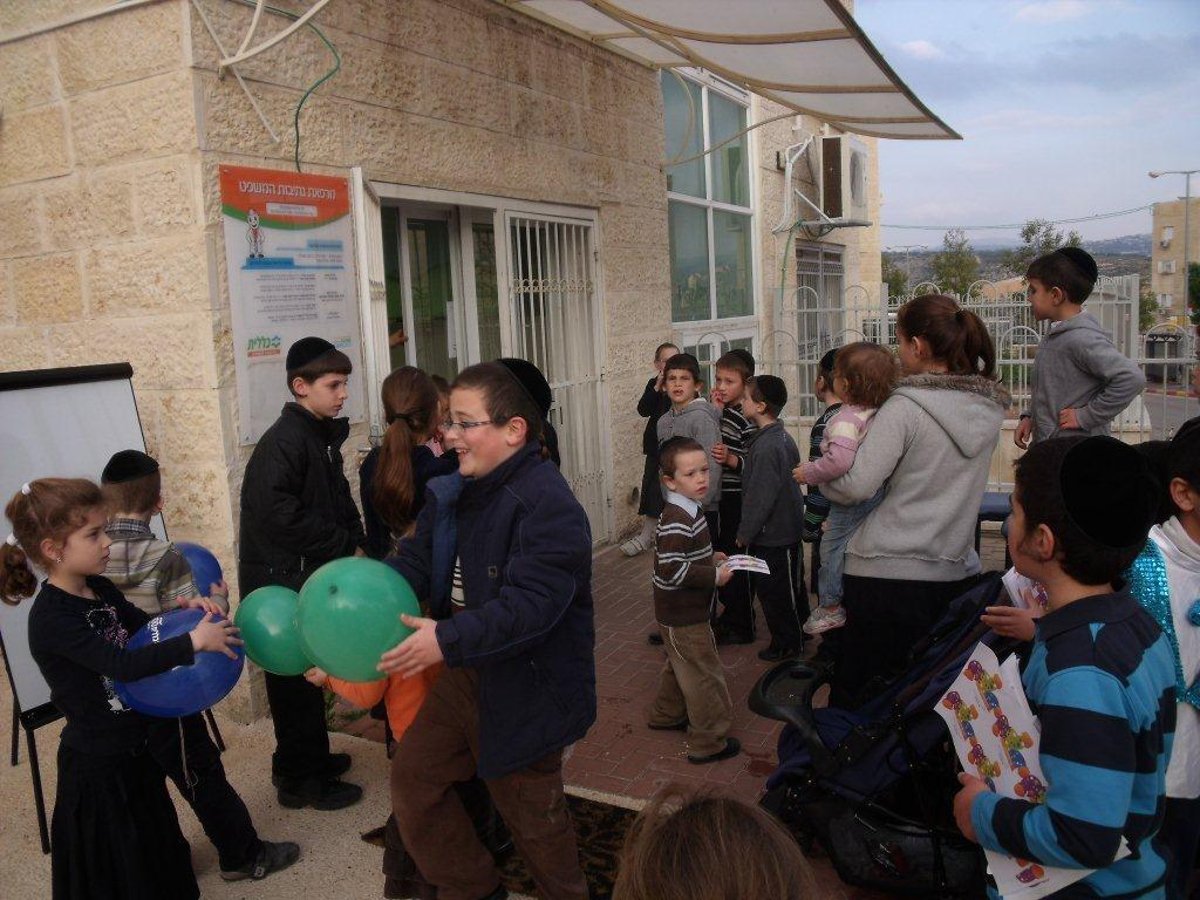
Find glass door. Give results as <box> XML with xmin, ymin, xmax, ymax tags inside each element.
<box><xmin>460</xmin><ymin>209</ymin><xmax>503</xmax><ymax>365</ymax></box>
<box><xmin>399</xmin><ymin>208</ymin><xmax>460</xmax><ymax>381</ymax></box>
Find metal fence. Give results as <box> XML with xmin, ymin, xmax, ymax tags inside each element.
<box><xmin>752</xmin><ymin>277</ymin><xmax>1197</xmax><ymax>446</ymax></box>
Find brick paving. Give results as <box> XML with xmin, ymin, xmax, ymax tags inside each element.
<box><xmin>337</xmin><ymin>529</ymin><xmax>1010</xmax><ymax>898</ymax></box>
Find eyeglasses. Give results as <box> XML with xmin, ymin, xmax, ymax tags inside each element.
<box><xmin>441</xmin><ymin>419</ymin><xmax>497</xmax><ymax>433</ymax></box>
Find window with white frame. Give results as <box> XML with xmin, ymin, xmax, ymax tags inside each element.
<box><xmin>662</xmin><ymin>71</ymin><xmax>754</xmax><ymax>327</ymax></box>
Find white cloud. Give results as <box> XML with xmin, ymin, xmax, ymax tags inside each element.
<box><xmin>899</xmin><ymin>39</ymin><xmax>945</xmax><ymax>59</ymax></box>
<box><xmin>1014</xmin><ymin>1</ymin><xmax>1089</xmax><ymax>24</ymax></box>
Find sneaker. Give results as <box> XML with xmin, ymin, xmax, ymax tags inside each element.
<box><xmin>803</xmin><ymin>606</ymin><xmax>847</xmax><ymax>636</ymax></box>
<box><xmin>688</xmin><ymin>737</ymin><xmax>742</xmax><ymax>765</ymax></box>
<box><xmin>220</xmin><ymin>840</ymin><xmax>301</xmax><ymax>881</ymax></box>
<box><xmin>621</xmin><ymin>535</ymin><xmax>651</xmax><ymax>557</ymax></box>
<box><xmin>277</xmin><ymin>776</ymin><xmax>363</xmax><ymax>811</ymax></box>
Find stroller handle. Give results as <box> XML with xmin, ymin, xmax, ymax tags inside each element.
<box><xmin>748</xmin><ymin>660</ymin><xmax>838</xmax><ymax>777</ymax></box>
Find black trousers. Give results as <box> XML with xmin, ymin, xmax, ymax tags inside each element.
<box><xmin>146</xmin><ymin>714</ymin><xmax>260</xmax><ymax>871</ymax></box>
<box><xmin>264</xmin><ymin>670</ymin><xmax>332</xmax><ymax>782</ymax></box>
<box><xmin>831</xmin><ymin>574</ymin><xmax>976</xmax><ymax>709</ymax></box>
<box><xmin>749</xmin><ymin>542</ymin><xmax>806</xmax><ymax>650</ymax></box>
<box><xmin>713</xmin><ymin>493</ymin><xmax>754</xmax><ymax>636</ymax></box>
<box><xmin>1161</xmin><ymin>795</ymin><xmax>1200</xmax><ymax>899</ymax></box>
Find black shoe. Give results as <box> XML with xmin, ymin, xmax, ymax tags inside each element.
<box><xmin>647</xmin><ymin>718</ymin><xmax>689</xmax><ymax>731</ymax></box>
<box><xmin>271</xmin><ymin>752</ymin><xmax>352</xmax><ymax>788</ymax></box>
<box><xmin>688</xmin><ymin>737</ymin><xmax>742</xmax><ymax>765</ymax></box>
<box><xmin>757</xmin><ymin>645</ymin><xmax>800</xmax><ymax>662</ymax></box>
<box><xmin>647</xmin><ymin>632</ymin><xmax>664</xmax><ymax>646</ymax></box>
<box><xmin>220</xmin><ymin>840</ymin><xmax>301</xmax><ymax>881</ymax></box>
<box><xmin>714</xmin><ymin>626</ymin><xmax>755</xmax><ymax>646</ymax></box>
<box><xmin>277</xmin><ymin>776</ymin><xmax>363</xmax><ymax>811</ymax></box>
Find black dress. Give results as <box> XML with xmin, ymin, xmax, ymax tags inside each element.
<box><xmin>637</xmin><ymin>376</ymin><xmax>671</xmax><ymax>516</ymax></box>
<box><xmin>27</xmin><ymin>577</ymin><xmax>200</xmax><ymax>900</ymax></box>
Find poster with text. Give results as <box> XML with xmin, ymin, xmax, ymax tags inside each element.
<box><xmin>220</xmin><ymin>165</ymin><xmax>366</xmax><ymax>444</ymax></box>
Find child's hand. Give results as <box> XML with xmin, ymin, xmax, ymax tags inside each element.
<box><xmin>980</xmin><ymin>605</ymin><xmax>1040</xmax><ymax>642</ymax></box>
<box><xmin>709</xmin><ymin>389</ymin><xmax>725</xmax><ymax>410</ymax></box>
<box><xmin>713</xmin><ymin>552</ymin><xmax>727</xmax><ymax>565</ymax></box>
<box><xmin>189</xmin><ymin>613</ymin><xmax>242</xmax><ymax>659</ymax></box>
<box><xmin>1057</xmin><ymin>407</ymin><xmax>1081</xmax><ymax>430</ymax></box>
<box><xmin>712</xmin><ymin>443</ymin><xmax>729</xmax><ymax>465</ymax></box>
<box><xmin>210</xmin><ymin>580</ymin><xmax>229</xmax><ymax>601</ymax></box>
<box><xmin>304</xmin><ymin>666</ymin><xmax>329</xmax><ymax>688</ymax></box>
<box><xmin>1014</xmin><ymin>417</ymin><xmax>1032</xmax><ymax>449</ymax></box>
<box><xmin>183</xmin><ymin>595</ymin><xmax>224</xmax><ymax>616</ymax></box>
<box><xmin>792</xmin><ymin>463</ymin><xmax>807</xmax><ymax>484</ymax></box>
<box><xmin>715</xmin><ymin>564</ymin><xmax>733</xmax><ymax>587</ymax></box>
<box><xmin>953</xmin><ymin>772</ymin><xmax>989</xmax><ymax>843</ymax></box>
<box><xmin>378</xmin><ymin>614</ymin><xmax>443</xmax><ymax>678</ymax></box>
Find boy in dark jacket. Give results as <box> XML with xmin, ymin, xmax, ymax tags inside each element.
<box><xmin>648</xmin><ymin>437</ymin><xmax>739</xmax><ymax>764</ymax></box>
<box><xmin>238</xmin><ymin>336</ymin><xmax>365</xmax><ymax>811</ymax></box>
<box><xmin>623</xmin><ymin>341</ymin><xmax>678</xmax><ymax>556</ymax></box>
<box><xmin>737</xmin><ymin>375</ymin><xmax>807</xmax><ymax>661</ymax></box>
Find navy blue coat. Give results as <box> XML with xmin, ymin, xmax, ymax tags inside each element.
<box><xmin>387</xmin><ymin>443</ymin><xmax>596</xmax><ymax>779</ymax></box>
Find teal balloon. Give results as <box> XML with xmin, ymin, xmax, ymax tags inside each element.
<box><xmin>297</xmin><ymin>558</ymin><xmax>419</xmax><ymax>682</ymax></box>
<box><xmin>235</xmin><ymin>586</ymin><xmax>311</xmax><ymax>676</ymax></box>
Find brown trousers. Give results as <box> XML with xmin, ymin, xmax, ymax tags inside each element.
<box><xmin>391</xmin><ymin>666</ymin><xmax>588</xmax><ymax>900</ymax></box>
<box><xmin>647</xmin><ymin>621</ymin><xmax>732</xmax><ymax>757</ymax></box>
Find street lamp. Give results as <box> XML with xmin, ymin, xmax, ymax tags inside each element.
<box><xmin>1149</xmin><ymin>169</ymin><xmax>1197</xmax><ymax>323</ymax></box>
<box><xmin>884</xmin><ymin>243</ymin><xmax>927</xmax><ymax>284</ymax></box>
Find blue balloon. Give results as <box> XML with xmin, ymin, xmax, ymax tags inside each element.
<box><xmin>177</xmin><ymin>542</ymin><xmax>223</xmax><ymax>597</ymax></box>
<box><xmin>114</xmin><ymin>608</ymin><xmax>244</xmax><ymax>718</ymax></box>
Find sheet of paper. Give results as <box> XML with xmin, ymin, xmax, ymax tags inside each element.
<box><xmin>936</xmin><ymin>643</ymin><xmax>1124</xmax><ymax>899</ymax></box>
<box><xmin>1002</xmin><ymin>567</ymin><xmax>1048</xmax><ymax>611</ymax></box>
<box><xmin>722</xmin><ymin>554</ymin><xmax>770</xmax><ymax>574</ymax></box>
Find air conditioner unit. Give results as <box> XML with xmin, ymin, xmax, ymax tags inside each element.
<box><xmin>1160</xmin><ymin>238</ymin><xmax>1172</xmax><ymax>249</ymax></box>
<box><xmin>821</xmin><ymin>135</ymin><xmax>869</xmax><ymax>223</ymax></box>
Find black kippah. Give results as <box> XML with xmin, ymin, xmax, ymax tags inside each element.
<box><xmin>102</xmin><ymin>449</ymin><xmax>159</xmax><ymax>484</ymax></box>
<box><xmin>754</xmin><ymin>375</ymin><xmax>788</xmax><ymax>411</ymax></box>
<box><xmin>496</xmin><ymin>358</ymin><xmax>553</xmax><ymax>418</ymax></box>
<box><xmin>1054</xmin><ymin>247</ymin><xmax>1098</xmax><ymax>284</ymax></box>
<box><xmin>1060</xmin><ymin>436</ymin><xmax>1156</xmax><ymax>549</ymax></box>
<box><xmin>286</xmin><ymin>336</ymin><xmax>336</xmax><ymax>371</ymax></box>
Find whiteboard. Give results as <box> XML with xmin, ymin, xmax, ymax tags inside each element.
<box><xmin>0</xmin><ymin>364</ymin><xmax>163</xmax><ymax>716</ymax></box>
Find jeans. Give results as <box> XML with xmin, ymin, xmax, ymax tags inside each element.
<box><xmin>817</xmin><ymin>487</ymin><xmax>885</xmax><ymax>608</ymax></box>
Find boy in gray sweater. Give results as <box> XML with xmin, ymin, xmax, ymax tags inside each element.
<box><xmin>737</xmin><ymin>375</ymin><xmax>807</xmax><ymax>660</ymax></box>
<box><xmin>1015</xmin><ymin>247</ymin><xmax>1145</xmax><ymax>448</ymax></box>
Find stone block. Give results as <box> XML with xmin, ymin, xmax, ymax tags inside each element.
<box><xmin>0</xmin><ymin>185</ymin><xmax>45</xmax><ymax>257</ymax></box>
<box><xmin>0</xmin><ymin>105</ymin><xmax>71</xmax><ymax>185</ymax></box>
<box><xmin>136</xmin><ymin>157</ymin><xmax>199</xmax><ymax>231</ymax></box>
<box><xmin>160</xmin><ymin>462</ymin><xmax>234</xmax><ymax>545</ymax></box>
<box><xmin>153</xmin><ymin>388</ymin><xmax>225</xmax><ymax>467</ymax></box>
<box><xmin>42</xmin><ymin>170</ymin><xmax>137</xmax><ymax>250</ymax></box>
<box><xmin>0</xmin><ymin>35</ymin><xmax>58</xmax><ymax>111</ymax></box>
<box><xmin>601</xmin><ymin>244</ymin><xmax>671</xmax><ymax>295</ymax></box>
<box><xmin>0</xmin><ymin>325</ymin><xmax>50</xmax><ymax>371</ymax></box>
<box><xmin>48</xmin><ymin>311</ymin><xmax>211</xmax><ymax>390</ymax></box>
<box><xmin>12</xmin><ymin>253</ymin><xmax>83</xmax><ymax>324</ymax></box>
<box><xmin>87</xmin><ymin>232</ymin><xmax>209</xmax><ymax>316</ymax></box>
<box><xmin>70</xmin><ymin>71</ymin><xmax>195</xmax><ymax>167</ymax></box>
<box><xmin>0</xmin><ymin>0</ymin><xmax>103</xmax><ymax>35</ymax></box>
<box><xmin>599</xmin><ymin>204</ymin><xmax>669</xmax><ymax>251</ymax></box>
<box><xmin>55</xmin><ymin>1</ymin><xmax>184</xmax><ymax>96</ymax></box>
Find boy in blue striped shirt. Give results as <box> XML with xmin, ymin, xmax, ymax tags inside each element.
<box><xmin>955</xmin><ymin>435</ymin><xmax>1175</xmax><ymax>897</ymax></box>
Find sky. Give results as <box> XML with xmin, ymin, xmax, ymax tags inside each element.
<box><xmin>853</xmin><ymin>0</ymin><xmax>1200</xmax><ymax>249</ymax></box>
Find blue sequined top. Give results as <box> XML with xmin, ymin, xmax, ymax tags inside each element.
<box><xmin>1127</xmin><ymin>540</ymin><xmax>1200</xmax><ymax>711</ymax></box>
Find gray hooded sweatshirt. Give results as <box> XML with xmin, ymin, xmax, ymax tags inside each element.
<box><xmin>1022</xmin><ymin>311</ymin><xmax>1145</xmax><ymax>444</ymax></box>
<box><xmin>821</xmin><ymin>374</ymin><xmax>1010</xmax><ymax>582</ymax></box>
<box><xmin>656</xmin><ymin>398</ymin><xmax>722</xmax><ymax>509</ymax></box>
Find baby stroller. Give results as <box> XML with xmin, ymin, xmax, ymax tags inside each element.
<box><xmin>752</xmin><ymin>572</ymin><xmax>1016</xmax><ymax>897</ymax></box>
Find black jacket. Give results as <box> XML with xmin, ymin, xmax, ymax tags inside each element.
<box><xmin>387</xmin><ymin>444</ymin><xmax>596</xmax><ymax>778</ymax></box>
<box><xmin>638</xmin><ymin>376</ymin><xmax>671</xmax><ymax>456</ymax></box>
<box><xmin>238</xmin><ymin>403</ymin><xmax>365</xmax><ymax>594</ymax></box>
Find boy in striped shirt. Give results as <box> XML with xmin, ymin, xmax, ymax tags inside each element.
<box><xmin>647</xmin><ymin>437</ymin><xmax>740</xmax><ymax>764</ymax></box>
<box><xmin>955</xmin><ymin>436</ymin><xmax>1174</xmax><ymax>897</ymax></box>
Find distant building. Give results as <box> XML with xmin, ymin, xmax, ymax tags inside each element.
<box><xmin>1150</xmin><ymin>197</ymin><xmax>1200</xmax><ymax>323</ymax></box>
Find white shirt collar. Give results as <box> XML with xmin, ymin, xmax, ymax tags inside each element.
<box><xmin>665</xmin><ymin>490</ymin><xmax>701</xmax><ymax>518</ymax></box>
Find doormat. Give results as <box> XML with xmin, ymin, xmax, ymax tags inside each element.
<box><xmin>500</xmin><ymin>792</ymin><xmax>638</xmax><ymax>900</ymax></box>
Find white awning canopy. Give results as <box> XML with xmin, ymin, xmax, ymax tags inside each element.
<box><xmin>502</xmin><ymin>0</ymin><xmax>959</xmax><ymax>140</ymax></box>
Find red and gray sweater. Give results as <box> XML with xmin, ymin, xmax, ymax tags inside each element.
<box><xmin>652</xmin><ymin>492</ymin><xmax>717</xmax><ymax>627</ymax></box>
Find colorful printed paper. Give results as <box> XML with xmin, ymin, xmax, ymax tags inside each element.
<box><xmin>721</xmin><ymin>554</ymin><xmax>770</xmax><ymax>574</ymax></box>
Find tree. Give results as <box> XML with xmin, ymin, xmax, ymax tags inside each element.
<box><xmin>881</xmin><ymin>253</ymin><xmax>908</xmax><ymax>300</ymax></box>
<box><xmin>1000</xmin><ymin>219</ymin><xmax>1083</xmax><ymax>276</ymax></box>
<box><xmin>1138</xmin><ymin>281</ymin><xmax>1157</xmax><ymax>332</ymax></box>
<box><xmin>930</xmin><ymin>229</ymin><xmax>980</xmax><ymax>297</ymax></box>
<box><xmin>1189</xmin><ymin>262</ymin><xmax>1200</xmax><ymax>328</ymax></box>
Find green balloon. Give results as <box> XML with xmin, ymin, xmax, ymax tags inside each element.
<box><xmin>297</xmin><ymin>558</ymin><xmax>419</xmax><ymax>683</ymax></box>
<box><xmin>234</xmin><ymin>586</ymin><xmax>311</xmax><ymax>676</ymax></box>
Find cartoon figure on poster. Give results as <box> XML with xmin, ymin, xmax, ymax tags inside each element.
<box><xmin>246</xmin><ymin>208</ymin><xmax>266</xmax><ymax>259</ymax></box>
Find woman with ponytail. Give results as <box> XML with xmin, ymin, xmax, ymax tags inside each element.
<box><xmin>819</xmin><ymin>295</ymin><xmax>1010</xmax><ymax>707</ymax></box>
<box><xmin>2</xmin><ymin>479</ymin><xmax>241</xmax><ymax>899</ymax></box>
<box><xmin>360</xmin><ymin>367</ymin><xmax>457</xmax><ymax>559</ymax></box>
